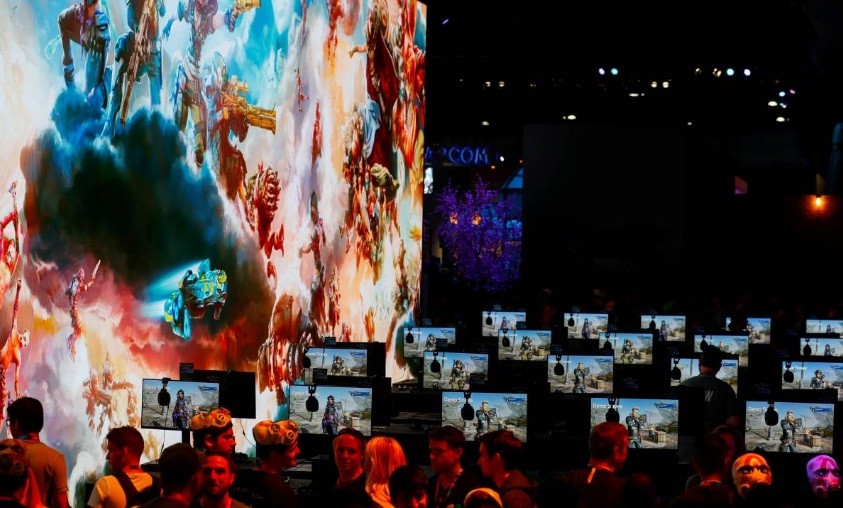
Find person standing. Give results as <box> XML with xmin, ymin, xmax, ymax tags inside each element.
<box><xmin>87</xmin><ymin>426</ymin><xmax>160</xmax><ymax>507</ymax></box>
<box><xmin>229</xmin><ymin>419</ymin><xmax>299</xmax><ymax>508</ymax></box>
<box><xmin>476</xmin><ymin>430</ymin><xmax>536</xmax><ymax>508</ymax></box>
<box><xmin>192</xmin><ymin>451</ymin><xmax>248</xmax><ymax>508</ymax></box>
<box><xmin>6</xmin><ymin>397</ymin><xmax>69</xmax><ymax>508</ymax></box>
<box><xmin>329</xmin><ymin>427</ymin><xmax>371</xmax><ymax>507</ymax></box>
<box><xmin>141</xmin><ymin>443</ymin><xmax>201</xmax><ymax>508</ymax></box>
<box><xmin>427</xmin><ymin>426</ymin><xmax>489</xmax><ymax>508</ymax></box>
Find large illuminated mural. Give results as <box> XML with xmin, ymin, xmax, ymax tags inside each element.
<box><xmin>0</xmin><ymin>0</ymin><xmax>425</xmax><ymax>501</ymax></box>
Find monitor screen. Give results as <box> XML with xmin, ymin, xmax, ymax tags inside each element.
<box><xmin>481</xmin><ymin>310</ymin><xmax>527</xmax><ymax>338</ymax></box>
<box><xmin>180</xmin><ymin>370</ymin><xmax>256</xmax><ymax>419</ymax></box>
<box><xmin>423</xmin><ymin>351</ymin><xmax>489</xmax><ymax>390</ymax></box>
<box><xmin>669</xmin><ymin>356</ymin><xmax>739</xmax><ymax>390</ymax></box>
<box><xmin>724</xmin><ymin>316</ymin><xmax>772</xmax><ymax>344</ymax></box>
<box><xmin>694</xmin><ymin>334</ymin><xmax>750</xmax><ymax>367</ymax></box>
<box><xmin>781</xmin><ymin>360</ymin><xmax>843</xmax><ymax>400</ymax></box>
<box><xmin>640</xmin><ymin>314</ymin><xmax>686</xmax><ymax>342</ymax></box>
<box><xmin>566</xmin><ymin>313</ymin><xmax>609</xmax><ymax>340</ymax></box>
<box><xmin>800</xmin><ymin>337</ymin><xmax>843</xmax><ymax>358</ymax></box>
<box><xmin>403</xmin><ymin>326</ymin><xmax>457</xmax><ymax>358</ymax></box>
<box><xmin>606</xmin><ymin>332</ymin><xmax>654</xmax><ymax>365</ymax></box>
<box><xmin>498</xmin><ymin>329</ymin><xmax>552</xmax><ymax>361</ymax></box>
<box><xmin>548</xmin><ymin>354</ymin><xmax>614</xmax><ymax>394</ymax></box>
<box><xmin>590</xmin><ymin>397</ymin><xmax>679</xmax><ymax>449</ymax></box>
<box><xmin>805</xmin><ymin>319</ymin><xmax>843</xmax><ymax>335</ymax></box>
<box><xmin>744</xmin><ymin>400</ymin><xmax>835</xmax><ymax>454</ymax></box>
<box><xmin>141</xmin><ymin>378</ymin><xmax>220</xmax><ymax>431</ymax></box>
<box><xmin>304</xmin><ymin>347</ymin><xmax>369</xmax><ymax>378</ymax></box>
<box><xmin>288</xmin><ymin>384</ymin><xmax>374</xmax><ymax>436</ymax></box>
<box><xmin>441</xmin><ymin>390</ymin><xmax>528</xmax><ymax>442</ymax></box>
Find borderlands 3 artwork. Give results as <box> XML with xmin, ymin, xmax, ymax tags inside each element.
<box><xmin>0</xmin><ymin>0</ymin><xmax>425</xmax><ymax>502</ymax></box>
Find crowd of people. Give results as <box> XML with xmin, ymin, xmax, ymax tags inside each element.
<box><xmin>0</xmin><ymin>394</ymin><xmax>840</xmax><ymax>507</ymax></box>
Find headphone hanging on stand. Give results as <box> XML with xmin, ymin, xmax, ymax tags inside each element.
<box><xmin>554</xmin><ymin>355</ymin><xmax>564</xmax><ymax>376</ymax></box>
<box><xmin>305</xmin><ymin>385</ymin><xmax>319</xmax><ymax>412</ymax></box>
<box><xmin>606</xmin><ymin>396</ymin><xmax>620</xmax><ymax>423</ymax></box>
<box><xmin>783</xmin><ymin>361</ymin><xmax>794</xmax><ymax>383</ymax></box>
<box><xmin>670</xmin><ymin>358</ymin><xmax>682</xmax><ymax>380</ymax></box>
<box><xmin>461</xmin><ymin>391</ymin><xmax>475</xmax><ymax>421</ymax></box>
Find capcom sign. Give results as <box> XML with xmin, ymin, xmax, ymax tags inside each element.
<box><xmin>424</xmin><ymin>145</ymin><xmax>492</xmax><ymax>166</ymax></box>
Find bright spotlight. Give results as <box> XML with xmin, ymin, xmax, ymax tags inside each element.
<box><xmin>743</xmin><ymin>68</ymin><xmax>751</xmax><ymax>76</ymax></box>
<box><xmin>726</xmin><ymin>68</ymin><xmax>735</xmax><ymax>76</ymax></box>
<box><xmin>610</xmin><ymin>68</ymin><xmax>618</xmax><ymax>76</ymax></box>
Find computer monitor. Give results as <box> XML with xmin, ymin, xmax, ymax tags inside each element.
<box><xmin>805</xmin><ymin>319</ymin><xmax>843</xmax><ymax>335</ymax></box>
<box><xmin>441</xmin><ymin>390</ymin><xmax>528</xmax><ymax>442</ymax></box>
<box><xmin>606</xmin><ymin>332</ymin><xmax>653</xmax><ymax>365</ymax></box>
<box><xmin>179</xmin><ymin>369</ymin><xmax>256</xmax><ymax>419</ymax></box>
<box><xmin>141</xmin><ymin>378</ymin><xmax>220</xmax><ymax>431</ymax></box>
<box><xmin>422</xmin><ymin>351</ymin><xmax>489</xmax><ymax>390</ymax></box>
<box><xmin>781</xmin><ymin>360</ymin><xmax>843</xmax><ymax>400</ymax></box>
<box><xmin>668</xmin><ymin>355</ymin><xmax>739</xmax><ymax>390</ymax></box>
<box><xmin>800</xmin><ymin>336</ymin><xmax>843</xmax><ymax>358</ymax></box>
<box><xmin>497</xmin><ymin>329</ymin><xmax>552</xmax><ymax>361</ymax></box>
<box><xmin>288</xmin><ymin>384</ymin><xmax>374</xmax><ymax>436</ymax></box>
<box><xmin>548</xmin><ymin>353</ymin><xmax>614</xmax><ymax>394</ymax></box>
<box><xmin>724</xmin><ymin>316</ymin><xmax>772</xmax><ymax>344</ymax></box>
<box><xmin>744</xmin><ymin>400</ymin><xmax>835</xmax><ymax>454</ymax></box>
<box><xmin>481</xmin><ymin>310</ymin><xmax>527</xmax><ymax>338</ymax></box>
<box><xmin>590</xmin><ymin>396</ymin><xmax>680</xmax><ymax>449</ymax></box>
<box><xmin>403</xmin><ymin>326</ymin><xmax>456</xmax><ymax>358</ymax></box>
<box><xmin>640</xmin><ymin>314</ymin><xmax>686</xmax><ymax>342</ymax></box>
<box><xmin>304</xmin><ymin>347</ymin><xmax>369</xmax><ymax>378</ymax></box>
<box><xmin>694</xmin><ymin>334</ymin><xmax>750</xmax><ymax>367</ymax></box>
<box><xmin>566</xmin><ymin>312</ymin><xmax>609</xmax><ymax>340</ymax></box>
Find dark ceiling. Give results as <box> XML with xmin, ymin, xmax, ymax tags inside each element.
<box><xmin>421</xmin><ymin>0</ymin><xmax>843</xmax><ymax>187</ymax></box>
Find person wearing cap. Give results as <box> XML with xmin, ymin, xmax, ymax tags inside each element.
<box><xmin>6</xmin><ymin>396</ymin><xmax>69</xmax><ymax>508</ymax></box>
<box><xmin>0</xmin><ymin>438</ymin><xmax>45</xmax><ymax>508</ymax></box>
<box><xmin>143</xmin><ymin>443</ymin><xmax>201</xmax><ymax>507</ymax></box>
<box><xmin>229</xmin><ymin>419</ymin><xmax>299</xmax><ymax>508</ymax></box>
<box><xmin>190</xmin><ymin>408</ymin><xmax>236</xmax><ymax>455</ymax></box>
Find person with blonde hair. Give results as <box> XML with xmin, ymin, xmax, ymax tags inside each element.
<box><xmin>365</xmin><ymin>436</ymin><xmax>408</xmax><ymax>508</ymax></box>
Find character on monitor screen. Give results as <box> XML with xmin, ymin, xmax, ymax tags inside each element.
<box><xmin>779</xmin><ymin>411</ymin><xmax>799</xmax><ymax>453</ymax></box>
<box><xmin>475</xmin><ymin>401</ymin><xmax>496</xmax><ymax>437</ymax></box>
<box><xmin>449</xmin><ymin>360</ymin><xmax>467</xmax><ymax>390</ymax></box>
<box><xmin>626</xmin><ymin>407</ymin><xmax>643</xmax><ymax>449</ymax></box>
<box><xmin>66</xmin><ymin>259</ymin><xmax>101</xmax><ymax>360</ymax></box>
<box><xmin>519</xmin><ymin>337</ymin><xmax>535</xmax><ymax>361</ymax></box>
<box><xmin>56</xmin><ymin>1</ymin><xmax>111</xmax><ymax>108</ymax></box>
<box><xmin>322</xmin><ymin>395</ymin><xmax>340</xmax><ymax>436</ymax></box>
<box><xmin>331</xmin><ymin>355</ymin><xmax>345</xmax><ymax>375</ymax></box>
<box><xmin>825</xmin><ymin>344</ymin><xmax>833</xmax><ymax>356</ymax></box>
<box><xmin>425</xmin><ymin>334</ymin><xmax>437</xmax><ymax>351</ymax></box>
<box><xmin>500</xmin><ymin>315</ymin><xmax>510</xmax><ymax>331</ymax></box>
<box><xmin>172</xmin><ymin>389</ymin><xmax>189</xmax><ymax>430</ymax></box>
<box><xmin>582</xmin><ymin>318</ymin><xmax>592</xmax><ymax>339</ymax></box>
<box><xmin>811</xmin><ymin>370</ymin><xmax>831</xmax><ymax>389</ymax></box>
<box><xmin>659</xmin><ymin>320</ymin><xmax>669</xmax><ymax>342</ymax></box>
<box><xmin>620</xmin><ymin>340</ymin><xmax>635</xmax><ymax>364</ymax></box>
<box><xmin>573</xmin><ymin>362</ymin><xmax>587</xmax><ymax>394</ymax></box>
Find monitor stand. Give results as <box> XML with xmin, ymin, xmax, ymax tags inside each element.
<box><xmin>182</xmin><ymin>429</ymin><xmax>191</xmax><ymax>445</ymax></box>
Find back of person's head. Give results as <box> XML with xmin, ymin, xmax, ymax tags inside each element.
<box><xmin>428</xmin><ymin>424</ymin><xmax>466</xmax><ymax>451</ymax></box>
<box><xmin>106</xmin><ymin>426</ymin><xmax>145</xmax><ymax>459</ymax></box>
<box><xmin>700</xmin><ymin>345</ymin><xmax>723</xmax><ymax>371</ymax></box>
<box><xmin>589</xmin><ymin>422</ymin><xmax>628</xmax><ymax>461</ymax></box>
<box><xmin>190</xmin><ymin>407</ymin><xmax>233</xmax><ymax>450</ymax></box>
<box><xmin>0</xmin><ymin>439</ymin><xmax>30</xmax><ymax>496</ymax></box>
<box><xmin>6</xmin><ymin>397</ymin><xmax>44</xmax><ymax>434</ymax></box>
<box><xmin>477</xmin><ymin>430</ymin><xmax>524</xmax><ymax>471</ymax></box>
<box><xmin>388</xmin><ymin>464</ymin><xmax>428</xmax><ymax>507</ymax></box>
<box><xmin>710</xmin><ymin>424</ymin><xmax>745</xmax><ymax>461</ymax></box>
<box><xmin>252</xmin><ymin>419</ymin><xmax>299</xmax><ymax>460</ymax></box>
<box><xmin>464</xmin><ymin>487</ymin><xmax>504</xmax><ymax>508</ymax></box>
<box><xmin>621</xmin><ymin>472</ymin><xmax>657</xmax><ymax>508</ymax></box>
<box><xmin>365</xmin><ymin>436</ymin><xmax>407</xmax><ymax>487</ymax></box>
<box><xmin>158</xmin><ymin>443</ymin><xmax>200</xmax><ymax>492</ymax></box>
<box><xmin>693</xmin><ymin>434</ymin><xmax>730</xmax><ymax>477</ymax></box>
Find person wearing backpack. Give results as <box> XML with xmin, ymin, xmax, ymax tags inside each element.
<box><xmin>87</xmin><ymin>426</ymin><xmax>160</xmax><ymax>508</ymax></box>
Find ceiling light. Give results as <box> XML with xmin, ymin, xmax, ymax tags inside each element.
<box><xmin>481</xmin><ymin>120</ymin><xmax>490</xmax><ymax>126</ymax></box>
<box><xmin>768</xmin><ymin>101</ymin><xmax>778</xmax><ymax>107</ymax></box>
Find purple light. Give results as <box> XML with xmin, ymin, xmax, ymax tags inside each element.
<box><xmin>441</xmin><ymin>18</ymin><xmax>449</xmax><ymax>25</ymax></box>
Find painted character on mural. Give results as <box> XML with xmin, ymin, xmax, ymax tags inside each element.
<box><xmin>1</xmin><ymin>280</ymin><xmax>31</xmax><ymax>434</ymax></box>
<box><xmin>66</xmin><ymin>259</ymin><xmax>101</xmax><ymax>360</ymax></box>
<box><xmin>57</xmin><ymin>0</ymin><xmax>111</xmax><ymax>108</ymax></box>
<box><xmin>163</xmin><ymin>259</ymin><xmax>228</xmax><ymax>340</ymax></box>
<box><xmin>164</xmin><ymin>0</ymin><xmax>259</xmax><ymax>165</ymax></box>
<box><xmin>104</xmin><ymin>0</ymin><xmax>167</xmax><ymax>137</ymax></box>
<box><xmin>0</xmin><ymin>183</ymin><xmax>21</xmax><ymax>305</ymax></box>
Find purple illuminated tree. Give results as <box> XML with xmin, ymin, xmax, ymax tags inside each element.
<box><xmin>433</xmin><ymin>175</ymin><xmax>522</xmax><ymax>292</ymax></box>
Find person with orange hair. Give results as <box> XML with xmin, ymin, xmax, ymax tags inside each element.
<box><xmin>365</xmin><ymin>436</ymin><xmax>408</xmax><ymax>508</ymax></box>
